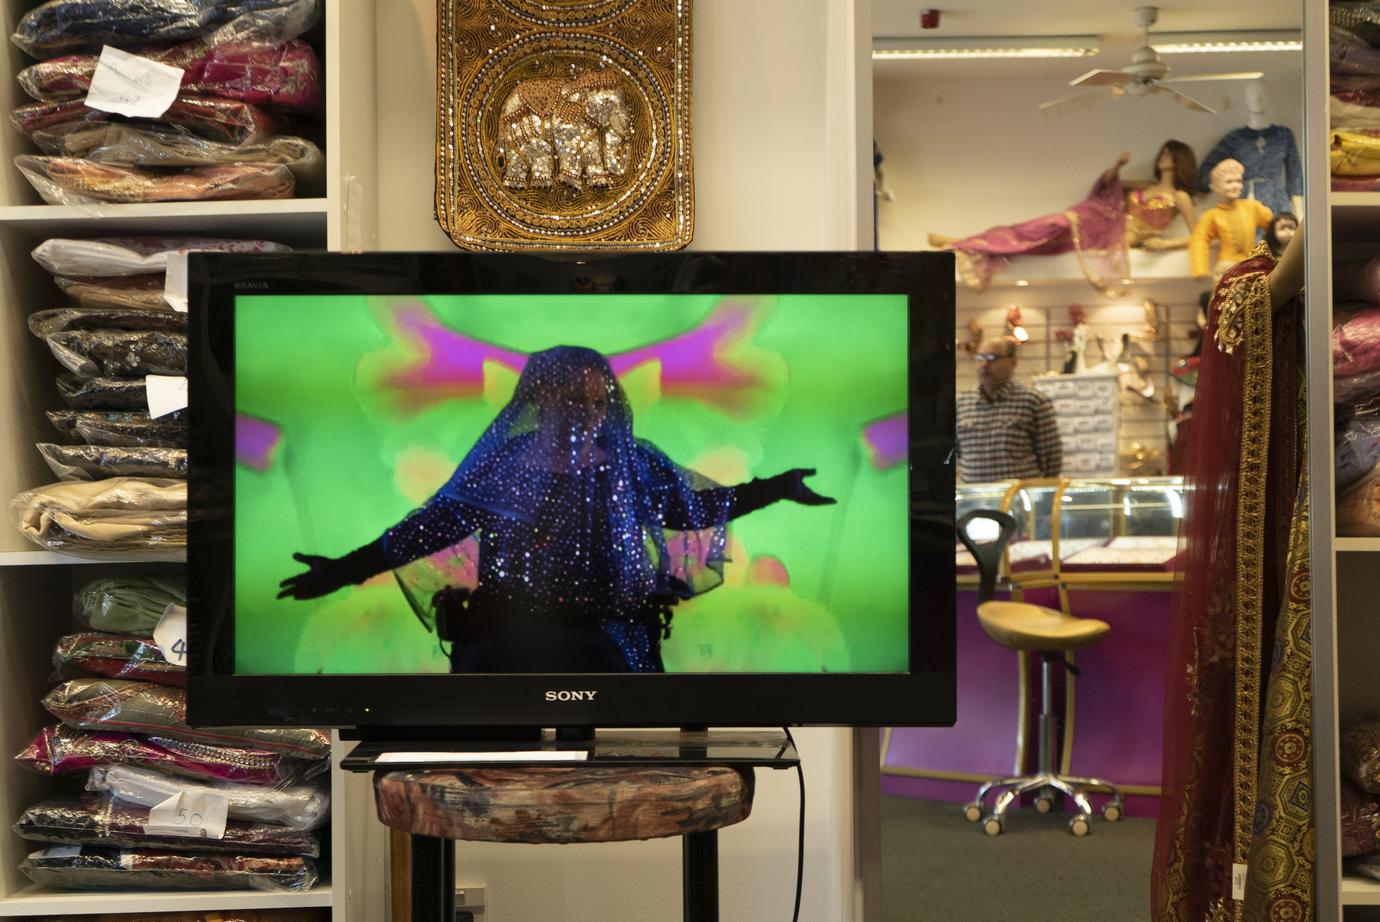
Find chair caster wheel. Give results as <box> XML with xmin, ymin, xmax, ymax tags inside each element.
<box><xmin>1034</xmin><ymin>794</ymin><xmax>1055</xmax><ymax>814</ymax></box>
<box><xmin>1103</xmin><ymin>803</ymin><xmax>1123</xmax><ymax>823</ymax></box>
<box><xmin>1069</xmin><ymin>815</ymin><xmax>1090</xmax><ymax>837</ymax></box>
<box><xmin>982</xmin><ymin>816</ymin><xmax>1004</xmax><ymax>837</ymax></box>
<box><xmin>963</xmin><ymin>803</ymin><xmax>983</xmax><ymax>823</ymax></box>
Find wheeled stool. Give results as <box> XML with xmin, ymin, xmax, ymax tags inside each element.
<box><xmin>956</xmin><ymin>507</ymin><xmax>1125</xmax><ymax>837</ymax></box>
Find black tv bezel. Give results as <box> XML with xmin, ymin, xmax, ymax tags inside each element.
<box><xmin>187</xmin><ymin>250</ymin><xmax>955</xmax><ymax>729</ymax></box>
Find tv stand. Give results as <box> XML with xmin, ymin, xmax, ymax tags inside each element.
<box><xmin>344</xmin><ymin>729</ymin><xmax>799</xmax><ymax>921</ymax></box>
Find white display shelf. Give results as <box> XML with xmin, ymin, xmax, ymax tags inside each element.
<box><xmin>0</xmin><ymin>200</ymin><xmax>330</xmax><ymax>240</ymax></box>
<box><xmin>976</xmin><ymin>248</ymin><xmax>1203</xmax><ymax>290</ymax></box>
<box><xmin>1336</xmin><ymin>538</ymin><xmax>1380</xmax><ymax>553</ymax></box>
<box><xmin>1330</xmin><ymin>193</ymin><xmax>1380</xmax><ymax>237</ymax></box>
<box><xmin>0</xmin><ymin>883</ymin><xmax>333</xmax><ymax>916</ymax></box>
<box><xmin>0</xmin><ymin>551</ymin><xmax>104</xmax><ymax>567</ymax></box>
<box><xmin>1342</xmin><ymin>874</ymin><xmax>1380</xmax><ymax>905</ymax></box>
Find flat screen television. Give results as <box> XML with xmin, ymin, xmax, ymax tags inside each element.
<box><xmin>187</xmin><ymin>251</ymin><xmax>955</xmax><ymax>730</ymax></box>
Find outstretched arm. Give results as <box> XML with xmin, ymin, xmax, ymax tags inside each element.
<box><xmin>658</xmin><ymin>468</ymin><xmax>836</xmax><ymax>531</ymax></box>
<box><xmin>278</xmin><ymin>495</ymin><xmax>491</xmax><ymax>601</ymax></box>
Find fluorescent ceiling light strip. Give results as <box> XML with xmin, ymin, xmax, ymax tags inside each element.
<box><xmin>1155</xmin><ymin>40</ymin><xmax>1301</xmax><ymax>53</ymax></box>
<box><xmin>872</xmin><ymin>47</ymin><xmax>1098</xmax><ymax>60</ymax></box>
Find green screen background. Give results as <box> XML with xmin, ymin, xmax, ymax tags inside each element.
<box><xmin>234</xmin><ymin>293</ymin><xmax>908</xmax><ymax>674</ymax></box>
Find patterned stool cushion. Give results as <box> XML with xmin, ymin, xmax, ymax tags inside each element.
<box><xmin>374</xmin><ymin>766</ymin><xmax>754</xmax><ymax>844</ymax></box>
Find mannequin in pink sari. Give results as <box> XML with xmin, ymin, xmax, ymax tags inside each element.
<box><xmin>929</xmin><ymin>151</ymin><xmax>1130</xmax><ymax>295</ymax></box>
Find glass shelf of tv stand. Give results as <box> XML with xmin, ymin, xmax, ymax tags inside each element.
<box><xmin>956</xmin><ymin>476</ymin><xmax>1184</xmax><ymax>588</ymax></box>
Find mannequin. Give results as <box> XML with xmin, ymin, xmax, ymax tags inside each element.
<box><xmin>1123</xmin><ymin>140</ymin><xmax>1198</xmax><ymax>251</ymax></box>
<box><xmin>1197</xmin><ymin>79</ymin><xmax>1303</xmax><ymax>219</ymax></box>
<box><xmin>1189</xmin><ymin>159</ymin><xmax>1272</xmax><ymax>282</ymax></box>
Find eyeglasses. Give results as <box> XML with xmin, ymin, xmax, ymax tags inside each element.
<box><xmin>974</xmin><ymin>352</ymin><xmax>1011</xmax><ymax>364</ymax></box>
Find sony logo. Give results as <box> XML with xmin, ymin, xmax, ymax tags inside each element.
<box><xmin>545</xmin><ymin>690</ymin><xmax>598</xmax><ymax>702</ymax></box>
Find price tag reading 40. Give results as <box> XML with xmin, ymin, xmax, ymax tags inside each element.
<box><xmin>145</xmin><ymin>790</ymin><xmax>229</xmax><ymax>840</ymax></box>
<box><xmin>153</xmin><ymin>603</ymin><xmax>187</xmax><ymax>667</ymax></box>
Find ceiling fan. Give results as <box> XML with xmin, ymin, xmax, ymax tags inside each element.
<box><xmin>1038</xmin><ymin>6</ymin><xmax>1263</xmax><ymax>116</ymax></box>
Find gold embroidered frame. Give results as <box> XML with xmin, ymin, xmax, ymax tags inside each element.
<box><xmin>436</xmin><ymin>0</ymin><xmax>694</xmax><ymax>251</ymax></box>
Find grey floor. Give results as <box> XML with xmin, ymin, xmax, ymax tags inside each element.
<box><xmin>880</xmin><ymin>796</ymin><xmax>1154</xmax><ymax>921</ymax></box>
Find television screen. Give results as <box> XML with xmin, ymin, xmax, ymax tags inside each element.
<box><xmin>189</xmin><ymin>252</ymin><xmax>955</xmax><ymax>728</ymax></box>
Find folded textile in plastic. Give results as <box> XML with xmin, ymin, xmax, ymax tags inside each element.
<box><xmin>90</xmin><ymin>765</ymin><xmax>330</xmax><ymax>830</ymax></box>
<box><xmin>1335</xmin><ymin>366</ymin><xmax>1380</xmax><ymax>406</ymax></box>
<box><xmin>1333</xmin><ymin>25</ymin><xmax>1380</xmax><ymax>77</ymax></box>
<box><xmin>38</xmin><ymin>444</ymin><xmax>188</xmax><ymax>481</ymax></box>
<box><xmin>57</xmin><ymin>374</ymin><xmax>150</xmax><ymax>410</ymax></box>
<box><xmin>16</xmin><ymin>723</ymin><xmax>322</xmax><ymax>785</ymax></box>
<box><xmin>1336</xmin><ymin>256</ymin><xmax>1380</xmax><ymax>305</ymax></box>
<box><xmin>54</xmin><ymin>274</ymin><xmax>170</xmax><ymax>310</ymax></box>
<box><xmin>1337</xmin><ymin>175</ymin><xmax>1380</xmax><ymax>192</ymax></box>
<box><xmin>1338</xmin><ymin>417</ymin><xmax>1380</xmax><ymax>491</ymax></box>
<box><xmin>11</xmin><ymin>478</ymin><xmax>186</xmax><ymax>559</ymax></box>
<box><xmin>19</xmin><ymin>39</ymin><xmax>323</xmax><ymax>111</ymax></box>
<box><xmin>1343</xmin><ymin>776</ymin><xmax>1380</xmax><ymax>857</ymax></box>
<box><xmin>53</xmin><ymin>632</ymin><xmax>184</xmax><ymax>685</ymax></box>
<box><xmin>1334</xmin><ymin>129</ymin><xmax>1380</xmax><ymax>176</ymax></box>
<box><xmin>1340</xmin><ymin>473</ymin><xmax>1380</xmax><ymax>536</ymax></box>
<box><xmin>10</xmin><ymin>0</ymin><xmax>322</xmax><ymax>59</ymax></box>
<box><xmin>34</xmin><ymin>125</ymin><xmax>325</xmax><ymax>196</ymax></box>
<box><xmin>1334</xmin><ymin>96</ymin><xmax>1380</xmax><ymax>130</ymax></box>
<box><xmin>1335</xmin><ymin>1</ymin><xmax>1380</xmax><ymax>46</ymax></box>
<box><xmin>19</xmin><ymin>846</ymin><xmax>319</xmax><ymax>892</ymax></box>
<box><xmin>30</xmin><ymin>307</ymin><xmax>186</xmax><ymax>335</ymax></box>
<box><xmin>49</xmin><ymin>912</ymin><xmax>330</xmax><ymax>921</ymax></box>
<box><xmin>12</xmin><ymin>97</ymin><xmax>280</xmax><ymax>146</ymax></box>
<box><xmin>48</xmin><ymin>410</ymin><xmax>187</xmax><ymax>448</ymax></box>
<box><xmin>75</xmin><ymin>575</ymin><xmax>186</xmax><ymax>634</ymax></box>
<box><xmin>18</xmin><ymin>156</ymin><xmax>295</xmax><ymax>206</ymax></box>
<box><xmin>1344</xmin><ymin>716</ymin><xmax>1380</xmax><ymax>793</ymax></box>
<box><xmin>1334</xmin><ymin>306</ymin><xmax>1380</xmax><ymax>376</ymax></box>
<box><xmin>43</xmin><ymin>679</ymin><xmax>332</xmax><ymax>758</ymax></box>
<box><xmin>15</xmin><ymin>796</ymin><xmax>320</xmax><ymax>856</ymax></box>
<box><xmin>39</xmin><ymin>329</ymin><xmax>187</xmax><ymax>378</ymax></box>
<box><xmin>32</xmin><ymin>236</ymin><xmax>289</xmax><ymax>277</ymax></box>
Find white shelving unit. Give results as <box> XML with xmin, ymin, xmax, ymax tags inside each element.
<box><xmin>0</xmin><ymin>0</ymin><xmax>382</xmax><ymax>917</ymax></box>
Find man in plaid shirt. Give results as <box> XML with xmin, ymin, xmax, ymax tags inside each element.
<box><xmin>956</xmin><ymin>338</ymin><xmax>1063</xmax><ymax>483</ymax></box>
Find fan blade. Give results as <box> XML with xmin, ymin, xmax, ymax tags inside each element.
<box><xmin>1163</xmin><ymin>71</ymin><xmax>1265</xmax><ymax>83</ymax></box>
<box><xmin>1037</xmin><ymin>88</ymin><xmax>1112</xmax><ymax>115</ymax></box>
<box><xmin>1153</xmin><ymin>85</ymin><xmax>1218</xmax><ymax>114</ymax></box>
<box><xmin>1070</xmin><ymin>69</ymin><xmax>1138</xmax><ymax>88</ymax></box>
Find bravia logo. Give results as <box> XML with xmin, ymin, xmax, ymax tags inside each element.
<box><xmin>545</xmin><ymin>690</ymin><xmax>598</xmax><ymax>702</ymax></box>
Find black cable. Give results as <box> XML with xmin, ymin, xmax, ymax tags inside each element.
<box><xmin>783</xmin><ymin>726</ymin><xmax>804</xmax><ymax>922</ymax></box>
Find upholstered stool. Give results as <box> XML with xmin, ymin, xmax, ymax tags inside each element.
<box><xmin>956</xmin><ymin>508</ymin><xmax>1125</xmax><ymax>837</ymax></box>
<box><xmin>375</xmin><ymin>765</ymin><xmax>755</xmax><ymax>920</ymax></box>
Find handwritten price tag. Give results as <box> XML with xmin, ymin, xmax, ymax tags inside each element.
<box><xmin>153</xmin><ymin>603</ymin><xmax>187</xmax><ymax>667</ymax></box>
<box><xmin>146</xmin><ymin>375</ymin><xmax>187</xmax><ymax>420</ymax></box>
<box><xmin>145</xmin><ymin>790</ymin><xmax>228</xmax><ymax>840</ymax></box>
<box><xmin>163</xmin><ymin>251</ymin><xmax>189</xmax><ymax>312</ymax></box>
<box><xmin>85</xmin><ymin>46</ymin><xmax>184</xmax><ymax>119</ymax></box>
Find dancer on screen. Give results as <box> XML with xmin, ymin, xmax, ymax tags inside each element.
<box><xmin>277</xmin><ymin>346</ymin><xmax>834</xmax><ymax>674</ymax></box>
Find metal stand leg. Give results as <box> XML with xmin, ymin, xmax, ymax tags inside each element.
<box><xmin>682</xmin><ymin>829</ymin><xmax>719</xmax><ymax>922</ymax></box>
<box><xmin>411</xmin><ymin>834</ymin><xmax>455</xmax><ymax>922</ymax></box>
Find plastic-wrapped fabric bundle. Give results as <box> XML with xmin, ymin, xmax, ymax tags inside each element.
<box><xmin>54</xmin><ymin>274</ymin><xmax>169</xmax><ymax>310</ymax></box>
<box><xmin>57</xmin><ymin>374</ymin><xmax>150</xmax><ymax>410</ymax></box>
<box><xmin>1334</xmin><ymin>96</ymin><xmax>1380</xmax><ymax>130</ymax></box>
<box><xmin>17</xmin><ymin>156</ymin><xmax>295</xmax><ymax>205</ymax></box>
<box><xmin>1343</xmin><ymin>777</ymin><xmax>1380</xmax><ymax>857</ymax></box>
<box><xmin>19</xmin><ymin>846</ymin><xmax>318</xmax><ymax>892</ymax></box>
<box><xmin>1335</xmin><ymin>1</ymin><xmax>1380</xmax><ymax>45</ymax></box>
<box><xmin>15</xmin><ymin>796</ymin><xmax>321</xmax><ymax>856</ymax></box>
<box><xmin>30</xmin><ymin>307</ymin><xmax>186</xmax><ymax>335</ymax></box>
<box><xmin>1334</xmin><ymin>176</ymin><xmax>1380</xmax><ymax>192</ymax></box>
<box><xmin>1340</xmin><ymin>472</ymin><xmax>1380</xmax><ymax>536</ymax></box>
<box><xmin>10</xmin><ymin>477</ymin><xmax>186</xmax><ymax>558</ymax></box>
<box><xmin>15</xmin><ymin>724</ymin><xmax>322</xmax><ymax>785</ymax></box>
<box><xmin>1336</xmin><ymin>367</ymin><xmax>1380</xmax><ymax>405</ymax></box>
<box><xmin>89</xmin><ymin>765</ymin><xmax>330</xmax><ymax>830</ymax></box>
<box><xmin>32</xmin><ymin>236</ymin><xmax>289</xmax><ymax>277</ymax></box>
<box><xmin>33</xmin><ymin>125</ymin><xmax>325</xmax><ymax>196</ymax></box>
<box><xmin>39</xmin><ymin>330</ymin><xmax>187</xmax><ymax>378</ymax></box>
<box><xmin>12</xmin><ymin>97</ymin><xmax>280</xmax><ymax>146</ymax></box>
<box><xmin>19</xmin><ymin>39</ymin><xmax>323</xmax><ymax>111</ymax></box>
<box><xmin>75</xmin><ymin>576</ymin><xmax>186</xmax><ymax>634</ymax></box>
<box><xmin>1334</xmin><ymin>306</ymin><xmax>1380</xmax><ymax>375</ymax></box>
<box><xmin>1344</xmin><ymin>716</ymin><xmax>1380</xmax><ymax>793</ymax></box>
<box><xmin>38</xmin><ymin>444</ymin><xmax>188</xmax><ymax>481</ymax></box>
<box><xmin>47</xmin><ymin>410</ymin><xmax>187</xmax><ymax>448</ymax></box>
<box><xmin>52</xmin><ymin>912</ymin><xmax>331</xmax><ymax>921</ymax></box>
<box><xmin>53</xmin><ymin>632</ymin><xmax>184</xmax><ymax>685</ymax></box>
<box><xmin>1333</xmin><ymin>25</ymin><xmax>1380</xmax><ymax>76</ymax></box>
<box><xmin>10</xmin><ymin>0</ymin><xmax>322</xmax><ymax>59</ymax></box>
<box><xmin>1336</xmin><ymin>256</ymin><xmax>1380</xmax><ymax>304</ymax></box>
<box><xmin>1334</xmin><ymin>129</ymin><xmax>1380</xmax><ymax>177</ymax></box>
<box><xmin>42</xmin><ymin>679</ymin><xmax>332</xmax><ymax>758</ymax></box>
<box><xmin>1338</xmin><ymin>417</ymin><xmax>1380</xmax><ymax>490</ymax></box>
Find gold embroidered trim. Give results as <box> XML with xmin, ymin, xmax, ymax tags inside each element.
<box><xmin>1230</xmin><ymin>268</ymin><xmax>1273</xmax><ymax>922</ymax></box>
<box><xmin>1064</xmin><ymin>210</ymin><xmax>1128</xmax><ymax>297</ymax></box>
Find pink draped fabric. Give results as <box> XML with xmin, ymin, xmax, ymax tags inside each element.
<box><xmin>950</xmin><ymin>172</ymin><xmax>1129</xmax><ymax>294</ymax></box>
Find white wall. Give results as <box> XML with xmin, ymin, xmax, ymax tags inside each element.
<box><xmin>370</xmin><ymin>2</ymin><xmax>875</xmax><ymax>920</ymax></box>
<box><xmin>874</xmin><ymin>69</ymin><xmax>1304</xmax><ymax>252</ymax></box>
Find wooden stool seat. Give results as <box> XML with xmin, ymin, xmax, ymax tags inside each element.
<box><xmin>374</xmin><ymin>765</ymin><xmax>755</xmax><ymax>844</ymax></box>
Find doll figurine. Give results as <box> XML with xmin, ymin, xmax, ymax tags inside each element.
<box><xmin>1124</xmin><ymin>140</ymin><xmax>1198</xmax><ymax>251</ymax></box>
<box><xmin>1189</xmin><ymin>158</ymin><xmax>1272</xmax><ymax>282</ymax></box>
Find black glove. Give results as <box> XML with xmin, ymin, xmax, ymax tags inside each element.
<box><xmin>277</xmin><ymin>539</ymin><xmax>390</xmax><ymax>601</ymax></box>
<box><xmin>771</xmin><ymin>467</ymin><xmax>836</xmax><ymax>506</ymax></box>
<box><xmin>729</xmin><ymin>468</ymin><xmax>836</xmax><ymax>519</ymax></box>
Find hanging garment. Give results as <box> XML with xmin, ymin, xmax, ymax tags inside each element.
<box><xmin>1197</xmin><ymin>124</ymin><xmax>1302</xmax><ymax>217</ymax></box>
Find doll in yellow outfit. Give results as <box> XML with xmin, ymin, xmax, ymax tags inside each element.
<box><xmin>1189</xmin><ymin>158</ymin><xmax>1272</xmax><ymax>281</ymax></box>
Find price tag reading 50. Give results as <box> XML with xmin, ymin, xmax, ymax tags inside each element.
<box><xmin>145</xmin><ymin>790</ymin><xmax>229</xmax><ymax>840</ymax></box>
